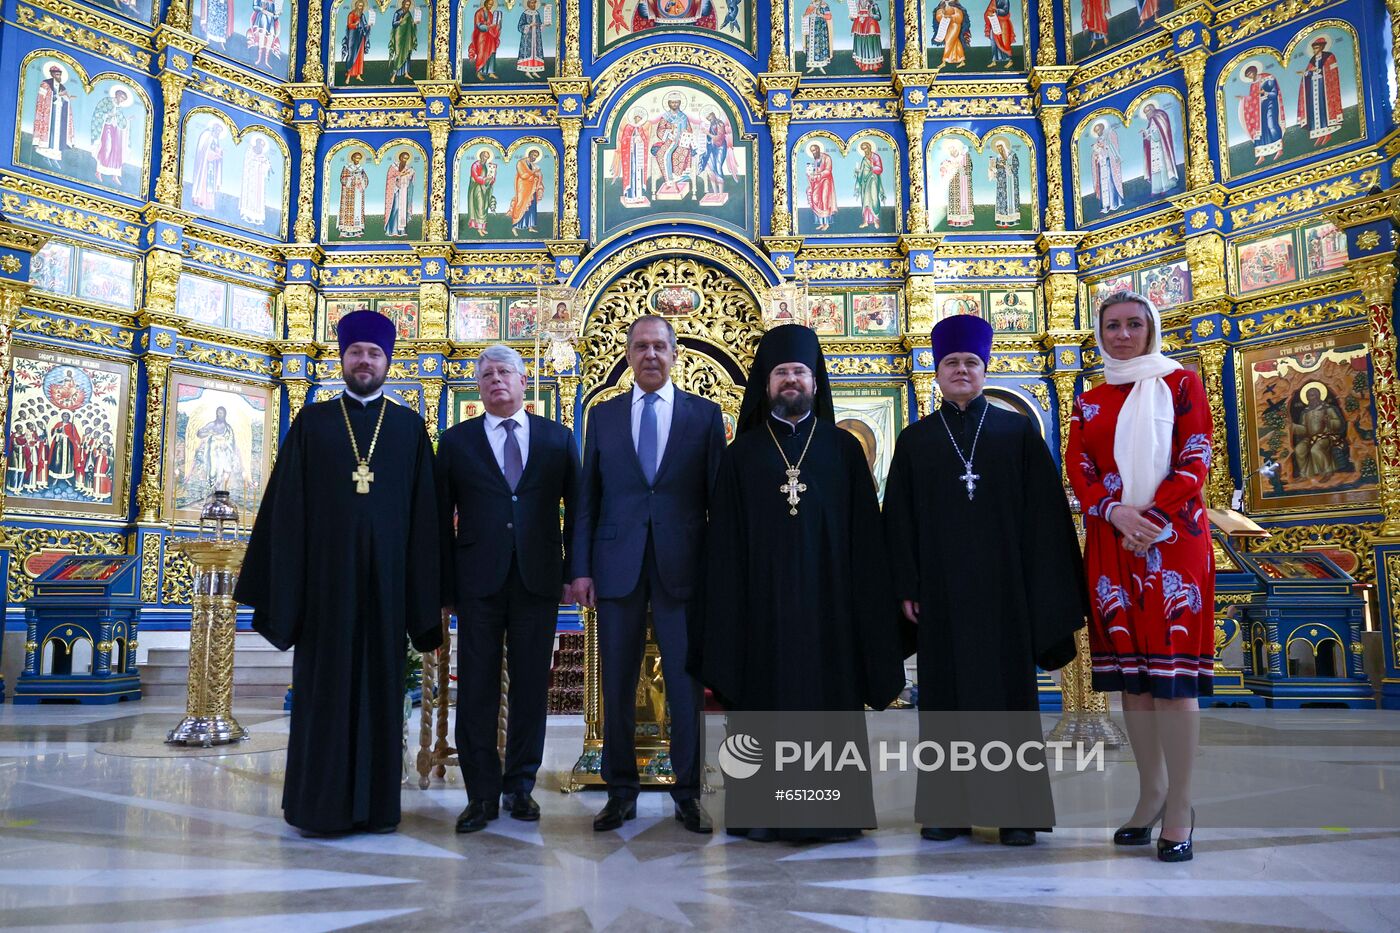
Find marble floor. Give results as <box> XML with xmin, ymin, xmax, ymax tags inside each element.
<box><xmin>1</xmin><ymin>703</ymin><xmax>1399</xmax><ymax>932</ymax></box>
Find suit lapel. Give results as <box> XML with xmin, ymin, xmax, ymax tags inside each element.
<box><xmin>651</xmin><ymin>389</ymin><xmax>690</xmax><ymax>485</ymax></box>
<box><xmin>468</xmin><ymin>416</ymin><xmax>511</xmax><ymax>493</ymax></box>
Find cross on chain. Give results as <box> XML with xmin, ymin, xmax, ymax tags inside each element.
<box><xmin>780</xmin><ymin>466</ymin><xmax>806</xmax><ymax>516</ymax></box>
<box><xmin>959</xmin><ymin>465</ymin><xmax>979</xmax><ymax>500</ymax></box>
<box><xmin>352</xmin><ymin>461</ymin><xmax>375</xmax><ymax>494</ymax></box>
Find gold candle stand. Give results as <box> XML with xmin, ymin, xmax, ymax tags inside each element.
<box><xmin>166</xmin><ymin>540</ymin><xmax>249</xmax><ymax>747</ymax></box>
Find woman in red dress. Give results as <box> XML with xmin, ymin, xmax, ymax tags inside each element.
<box><xmin>1067</xmin><ymin>290</ymin><xmax>1213</xmax><ymax>863</ymax></box>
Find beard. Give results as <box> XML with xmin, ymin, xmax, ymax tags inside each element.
<box><xmin>770</xmin><ymin>387</ymin><xmax>814</xmax><ymax>421</ymax></box>
<box><xmin>346</xmin><ymin>366</ymin><xmax>387</xmax><ymax>396</ymax></box>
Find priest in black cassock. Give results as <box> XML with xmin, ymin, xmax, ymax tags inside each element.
<box><xmin>695</xmin><ymin>324</ymin><xmax>906</xmax><ymax>842</ymax></box>
<box><xmin>235</xmin><ymin>310</ymin><xmax>443</xmax><ymax>836</ymax></box>
<box><xmin>883</xmin><ymin>314</ymin><xmax>1088</xmax><ymax>846</ymax></box>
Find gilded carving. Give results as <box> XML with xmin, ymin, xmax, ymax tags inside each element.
<box><xmin>1045</xmin><ymin>271</ymin><xmax>1078</xmax><ymax>331</ymax></box>
<box><xmin>293</xmin><ymin>123</ymin><xmax>321</xmax><ymax>244</ymax></box>
<box><xmin>1235</xmin><ymin>295</ymin><xmax>1366</xmax><ymax>339</ymax></box>
<box><xmin>426</xmin><ymin>120</ymin><xmax>450</xmax><ymax>242</ymax></box>
<box><xmin>903</xmin><ymin>109</ymin><xmax>928</xmax><ymax>235</ymax></box>
<box><xmin>1020</xmin><ymin>381</ymin><xmax>1051</xmax><ymax>411</ymax></box>
<box><xmin>12</xmin><ymin>314</ymin><xmax>135</xmax><ymax>349</ymax></box>
<box><xmin>1184</xmin><ymin>232</ymin><xmax>1227</xmax><ymax>302</ymax></box>
<box><xmin>1052</xmin><ymin>370</ymin><xmax>1078</xmax><ymax>472</ymax></box>
<box><xmin>770</xmin><ymin>112</ymin><xmax>791</xmax><ymax>237</ymax></box>
<box><xmin>15</xmin><ymin>5</ymin><xmax>151</xmax><ymax>68</ymax></box>
<box><xmin>559</xmin><ymin>118</ymin><xmax>581</xmax><ymax>241</ymax></box>
<box><xmin>1039</xmin><ymin>108</ymin><xmax>1066</xmax><ymax>230</ymax></box>
<box><xmin>588</xmin><ymin>47</ymin><xmax>763</xmax><ymax>120</ymax></box>
<box><xmin>1215</xmin><ymin>0</ymin><xmax>1334</xmax><ymax>46</ymax></box>
<box><xmin>2</xmin><ymin>527</ymin><xmax>125</xmax><ymax>603</ymax></box>
<box><xmin>135</xmin><ymin>355</ymin><xmax>171</xmax><ymax>523</ymax></box>
<box><xmin>1177</xmin><ymin>48</ymin><xmax>1214</xmax><ymax>190</ymax></box>
<box><xmin>139</xmin><ymin>531</ymin><xmax>160</xmax><ymax>603</ymax></box>
<box><xmin>153</xmin><ymin>71</ymin><xmax>189</xmax><ymax>208</ymax></box>
<box><xmin>161</xmin><ymin>543</ymin><xmax>194</xmax><ymax>605</ymax></box>
<box><xmin>1229</xmin><ymin>171</ymin><xmax>1381</xmax><ymax>229</ymax></box>
<box><xmin>143</xmin><ymin>249</ymin><xmax>182</xmax><ymax>319</ymax></box>
<box><xmin>1354</xmin><ymin>256</ymin><xmax>1400</xmax><ymax>535</ymax></box>
<box><xmin>285</xmin><ymin>380</ymin><xmax>311</xmax><ymax>423</ymax></box>
<box><xmin>1196</xmin><ymin>343</ymin><xmax>1234</xmax><ymax>508</ymax></box>
<box><xmin>1244</xmin><ymin>522</ymin><xmax>1379</xmax><ymax>586</ymax></box>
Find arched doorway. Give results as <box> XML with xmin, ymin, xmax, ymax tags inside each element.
<box><xmin>565</xmin><ymin>246</ymin><xmax>767</xmax><ymax>790</ymax></box>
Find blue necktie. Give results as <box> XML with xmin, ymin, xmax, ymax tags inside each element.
<box><xmin>638</xmin><ymin>392</ymin><xmax>659</xmax><ymax>485</ymax></box>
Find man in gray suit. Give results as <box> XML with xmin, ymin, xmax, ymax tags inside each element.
<box><xmin>571</xmin><ymin>315</ymin><xmax>726</xmax><ymax>834</ymax></box>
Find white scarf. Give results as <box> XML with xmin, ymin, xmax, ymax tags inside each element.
<box><xmin>1097</xmin><ymin>301</ymin><xmax>1181</xmax><ymax>509</ymax></box>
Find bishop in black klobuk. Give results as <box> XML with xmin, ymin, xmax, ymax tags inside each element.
<box><xmin>883</xmin><ymin>313</ymin><xmax>1089</xmax><ymax>846</ymax></box>
<box><xmin>235</xmin><ymin>309</ymin><xmax>443</xmax><ymax>836</ymax></box>
<box><xmin>695</xmin><ymin>324</ymin><xmax>906</xmax><ymax>842</ymax></box>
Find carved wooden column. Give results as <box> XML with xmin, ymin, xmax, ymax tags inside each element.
<box><xmin>559</xmin><ymin>118</ymin><xmax>582</xmax><ymax>240</ymax></box>
<box><xmin>285</xmin><ymin>380</ymin><xmax>312</xmax><ymax>424</ymax></box>
<box><xmin>1039</xmin><ymin>108</ymin><xmax>1066</xmax><ymax>230</ymax></box>
<box><xmin>1178</xmin><ymin>48</ymin><xmax>1215</xmax><ymax>191</ymax></box>
<box><xmin>912</xmin><ymin>372</ymin><xmax>935</xmax><ymax>419</ymax></box>
<box><xmin>562</xmin><ymin>0</ymin><xmax>583</xmax><ymax>76</ymax></box>
<box><xmin>293</xmin><ymin>123</ymin><xmax>322</xmax><ymax>243</ymax></box>
<box><xmin>1196</xmin><ymin>340</ymin><xmax>1235</xmax><ymax>508</ymax></box>
<box><xmin>901</xmin><ymin>0</ymin><xmax>923</xmax><ymax>68</ymax></box>
<box><xmin>302</xmin><ymin>0</ymin><xmax>325</xmax><ymax>82</ymax></box>
<box><xmin>153</xmin><ymin>70</ymin><xmax>191</xmax><ymax>206</ymax></box>
<box><xmin>769</xmin><ymin>0</ymin><xmax>788</xmax><ymax>71</ymax></box>
<box><xmin>769</xmin><ymin>112</ymin><xmax>791</xmax><ymax>236</ymax></box>
<box><xmin>558</xmin><ymin>375</ymin><xmax>580</xmax><ymax>430</ymax></box>
<box><xmin>135</xmin><ymin>355</ymin><xmax>172</xmax><ymax>523</ymax></box>
<box><xmin>902</xmin><ymin>108</ymin><xmax>928</xmax><ymax>235</ymax></box>
<box><xmin>1357</xmin><ymin>254</ymin><xmax>1400</xmax><ymax>535</ymax></box>
<box><xmin>0</xmin><ymin>223</ymin><xmax>45</xmax><ymax>520</ymax></box>
<box><xmin>432</xmin><ymin>0</ymin><xmax>452</xmax><ymax>80</ymax></box>
<box><xmin>427</xmin><ymin>119</ymin><xmax>450</xmax><ymax>242</ymax></box>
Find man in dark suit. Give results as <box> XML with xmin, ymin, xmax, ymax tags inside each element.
<box><xmin>438</xmin><ymin>344</ymin><xmax>579</xmax><ymax>833</ymax></box>
<box><xmin>572</xmin><ymin>315</ymin><xmax>726</xmax><ymax>834</ymax></box>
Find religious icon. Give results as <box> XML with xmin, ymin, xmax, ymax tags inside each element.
<box><xmin>850</xmin><ymin>293</ymin><xmax>899</xmax><ymax>337</ymax></box>
<box><xmin>168</xmin><ymin>372</ymin><xmax>274</xmax><ymax>524</ymax></box>
<box><xmin>194</xmin><ymin>0</ymin><xmax>293</xmax><ymax>76</ymax></box>
<box><xmin>333</xmin><ymin>0</ymin><xmax>428</xmax><ymax>86</ymax></box>
<box><xmin>1236</xmin><ymin>232</ymin><xmax>1298</xmax><ymax>294</ymax></box>
<box><xmin>595</xmin><ymin>83</ymin><xmax>752</xmax><ymax>240</ymax></box>
<box><xmin>507</xmin><ymin>297</ymin><xmax>539</xmax><ymax>338</ymax></box>
<box><xmin>806</xmin><ymin>296</ymin><xmax>846</xmax><ymax>335</ymax></box>
<box><xmin>31</xmin><ymin>241</ymin><xmax>74</xmax><ymax>296</ymax></box>
<box><xmin>229</xmin><ymin>285</ymin><xmax>277</xmax><ymax>338</ymax></box>
<box><xmin>467</xmin><ymin>0</ymin><xmax>504</xmax><ymax>79</ymax></box>
<box><xmin>375</xmin><ymin>298</ymin><xmax>421</xmax><ymax>339</ymax></box>
<box><xmin>987</xmin><ymin>136</ymin><xmax>1020</xmax><ymax>227</ymax></box>
<box><xmin>1300</xmin><ymin>221</ymin><xmax>1347</xmax><ymax>277</ymax></box>
<box><xmin>849</xmin><ymin>0</ymin><xmax>883</xmax><ymax>73</ymax></box>
<box><xmin>453</xmin><ymin>297</ymin><xmax>502</xmax><ymax>340</ymax></box>
<box><xmin>464</xmin><ymin>148</ymin><xmax>497</xmax><ymax>236</ymax></box>
<box><xmin>16</xmin><ymin>55</ymin><xmax>150</xmax><ymax>198</ymax></box>
<box><xmin>649</xmin><ymin>286</ymin><xmax>701</xmax><ymax>316</ymax></box>
<box><xmin>795</xmin><ymin>0</ymin><xmax>888</xmax><ymax>75</ymax></box>
<box><xmin>76</xmin><ymin>250</ymin><xmax>137</xmax><ymax>309</ymax></box>
<box><xmin>1136</xmin><ymin>260</ymin><xmax>1192</xmax><ymax>311</ymax></box>
<box><xmin>598</xmin><ymin>0</ymin><xmax>751</xmax><ymax>58</ymax></box>
<box><xmin>338</xmin><ymin>149</ymin><xmax>370</xmax><ymax>238</ymax></box>
<box><xmin>1240</xmin><ymin>327</ymin><xmax>1377</xmax><ymax>514</ymax></box>
<box><xmin>323</xmin><ymin>299</ymin><xmax>373</xmax><ymax>339</ymax></box>
<box><xmin>1069</xmin><ymin>0</ymin><xmax>1175</xmax><ymax>61</ymax></box>
<box><xmin>853</xmin><ymin>140</ymin><xmax>885</xmax><ymax>229</ymax></box>
<box><xmin>6</xmin><ymin>345</ymin><xmax>132</xmax><ymax>518</ymax></box>
<box><xmin>989</xmin><ymin>290</ymin><xmax>1036</xmax><ymax>332</ymax></box>
<box><xmin>188</xmin><ymin>120</ymin><xmax>225</xmax><ymax>211</ymax></box>
<box><xmin>1217</xmin><ymin>24</ymin><xmax>1362</xmax><ymax>180</ymax></box>
<box><xmin>176</xmin><ymin>273</ymin><xmax>228</xmax><ymax>328</ymax></box>
<box><xmin>832</xmin><ymin>384</ymin><xmax>904</xmax><ymax>499</ymax></box>
<box><xmin>931</xmin><ymin>0</ymin><xmax>971</xmax><ymax>68</ymax></box>
<box><xmin>804</xmin><ymin>141</ymin><xmax>837</xmax><ymax>230</ymax></box>
<box><xmin>1074</xmin><ymin>89</ymin><xmax>1186</xmax><ymax>224</ymax></box>
<box><xmin>456</xmin><ymin>140</ymin><xmax>556</xmax><ymax>240</ymax></box>
<box><xmin>935</xmin><ymin>137</ymin><xmax>975</xmax><ymax>227</ymax></box>
<box><xmin>937</xmin><ymin>292</ymin><xmax>983</xmax><ymax>322</ymax></box>
<box><xmin>793</xmin><ymin>132</ymin><xmax>898</xmax><ymax>235</ymax></box>
<box><xmin>182</xmin><ymin>115</ymin><xmax>287</xmax><ymax>237</ymax></box>
<box><xmin>325</xmin><ymin>143</ymin><xmax>425</xmax><ymax>242</ymax></box>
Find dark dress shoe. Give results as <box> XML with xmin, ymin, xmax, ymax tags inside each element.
<box><xmin>592</xmin><ymin>797</ymin><xmax>637</xmax><ymax>831</ymax></box>
<box><xmin>455</xmin><ymin>800</ymin><xmax>499</xmax><ymax>834</ymax></box>
<box><xmin>1114</xmin><ymin>804</ymin><xmax>1165</xmax><ymax>846</ymax></box>
<box><xmin>364</xmin><ymin>824</ymin><xmax>397</xmax><ymax>835</ymax></box>
<box><xmin>505</xmin><ymin>793</ymin><xmax>541</xmax><ymax>822</ymax></box>
<box><xmin>673</xmin><ymin>799</ymin><xmax>713</xmax><ymax>834</ymax></box>
<box><xmin>920</xmin><ymin>826</ymin><xmax>971</xmax><ymax>841</ymax></box>
<box><xmin>745</xmin><ymin>827</ymin><xmax>777</xmax><ymax>842</ymax></box>
<box><xmin>999</xmin><ymin>828</ymin><xmax>1037</xmax><ymax>846</ymax></box>
<box><xmin>1157</xmin><ymin>808</ymin><xmax>1195</xmax><ymax>862</ymax></box>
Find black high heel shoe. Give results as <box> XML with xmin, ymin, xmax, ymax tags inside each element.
<box><xmin>1113</xmin><ymin>803</ymin><xmax>1165</xmax><ymax>846</ymax></box>
<box><xmin>1157</xmin><ymin>807</ymin><xmax>1195</xmax><ymax>862</ymax></box>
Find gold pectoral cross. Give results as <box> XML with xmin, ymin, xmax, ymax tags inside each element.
<box><xmin>780</xmin><ymin>466</ymin><xmax>807</xmax><ymax>516</ymax></box>
<box><xmin>352</xmin><ymin>460</ymin><xmax>375</xmax><ymax>494</ymax></box>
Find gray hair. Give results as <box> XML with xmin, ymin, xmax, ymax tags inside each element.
<box><xmin>477</xmin><ymin>344</ymin><xmax>526</xmax><ymax>377</ymax></box>
<box><xmin>626</xmin><ymin>314</ymin><xmax>676</xmax><ymax>350</ymax></box>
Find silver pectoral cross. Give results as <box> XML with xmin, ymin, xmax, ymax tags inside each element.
<box><xmin>959</xmin><ymin>464</ymin><xmax>979</xmax><ymax>500</ymax></box>
<box><xmin>780</xmin><ymin>466</ymin><xmax>807</xmax><ymax>516</ymax></box>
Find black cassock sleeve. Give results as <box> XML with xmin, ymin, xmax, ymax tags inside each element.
<box><xmin>234</xmin><ymin>413</ymin><xmax>308</xmax><ymax>651</ymax></box>
<box><xmin>405</xmin><ymin>422</ymin><xmax>445</xmax><ymax>654</ymax></box>
<box><xmin>1019</xmin><ymin>418</ymin><xmax>1089</xmax><ymax>671</ymax></box>
<box><xmin>434</xmin><ymin>432</ymin><xmax>457</xmax><ymax>608</ymax></box>
<box><xmin>844</xmin><ymin>433</ymin><xmax>907</xmax><ymax>710</ymax></box>
<box><xmin>881</xmin><ymin>429</ymin><xmax>922</xmax><ymax>660</ymax></box>
<box><xmin>691</xmin><ymin>444</ymin><xmax>746</xmax><ymax>708</ymax></box>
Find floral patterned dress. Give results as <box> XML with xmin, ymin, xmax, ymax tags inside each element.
<box><xmin>1067</xmin><ymin>369</ymin><xmax>1215</xmax><ymax>699</ymax></box>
